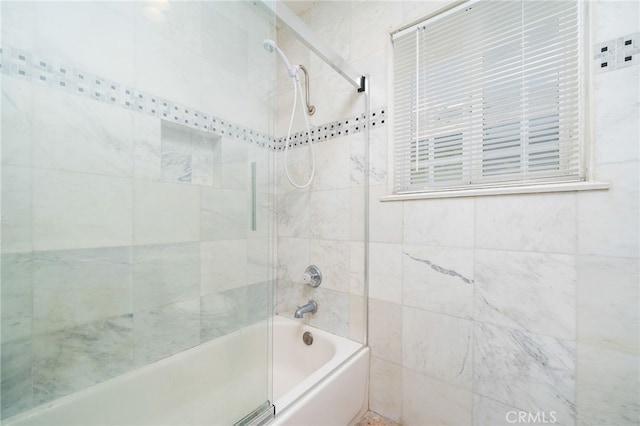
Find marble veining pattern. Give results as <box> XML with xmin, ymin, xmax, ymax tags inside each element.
<box><xmin>31</xmin><ymin>85</ymin><xmax>135</xmax><ymax>178</ymax></box>
<box><xmin>276</xmin><ymin>237</ymin><xmax>309</xmax><ymax>282</ymax></box>
<box><xmin>350</xmin><ymin>129</ymin><xmax>389</xmax><ymax>187</ymax></box>
<box><xmin>475</xmin><ymin>250</ymin><xmax>576</xmax><ymax>340</ymax></box>
<box><xmin>133</xmin><ymin>298</ymin><xmax>201</xmax><ymax>366</ymax></box>
<box><xmin>32</xmin><ymin>314</ymin><xmax>134</xmax><ymax>406</ymax></box>
<box><xmin>402</xmin><ymin>245</ymin><xmax>474</xmax><ymax>318</ymax></box>
<box><xmin>161</xmin><ymin>152</ymin><xmax>192</xmax><ymax>183</ymax></box>
<box><xmin>132</xmin><ymin>113</ymin><xmax>162</xmax><ymax>180</ymax></box>
<box><xmin>474</xmin><ymin>322</ymin><xmax>576</xmax><ymax>425</ymax></box>
<box><xmin>160</xmin><ymin>120</ymin><xmax>221</xmax><ymax>186</ymax></box>
<box><xmin>1</xmin><ymin>339</ymin><xmax>33</xmax><ymax>419</ymax></box>
<box><xmin>1</xmin><ymin>253</ymin><xmax>33</xmax><ymax>344</ymax></box>
<box><xmin>350</xmin><ymin>152</ymin><xmax>381</xmax><ymax>185</ymax></box>
<box><xmin>276</xmin><ymin>191</ymin><xmax>310</xmax><ymax>238</ymax></box>
<box><xmin>309</xmin><ymin>239</ymin><xmax>350</xmax><ymax>293</ymax></box>
<box><xmin>403</xmin><ymin>251</ymin><xmax>474</xmax><ymax>285</ymax></box>
<box><xmin>32</xmin><ymin>246</ymin><xmax>133</xmax><ymax>334</ymax></box>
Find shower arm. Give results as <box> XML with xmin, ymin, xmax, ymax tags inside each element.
<box><xmin>258</xmin><ymin>0</ymin><xmax>365</xmax><ymax>91</ymax></box>
<box><xmin>297</xmin><ymin>65</ymin><xmax>315</xmax><ymax>116</ymax></box>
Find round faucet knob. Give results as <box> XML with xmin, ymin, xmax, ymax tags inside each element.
<box><xmin>302</xmin><ymin>265</ymin><xmax>322</xmax><ymax>287</ymax></box>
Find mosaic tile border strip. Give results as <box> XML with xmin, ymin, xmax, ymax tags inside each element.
<box><xmin>275</xmin><ymin>107</ymin><xmax>387</xmax><ymax>151</ymax></box>
<box><xmin>0</xmin><ymin>45</ymin><xmax>276</xmax><ymax>149</ymax></box>
<box><xmin>0</xmin><ymin>45</ymin><xmax>386</xmax><ymax>150</ymax></box>
<box><xmin>593</xmin><ymin>32</ymin><xmax>639</xmax><ymax>73</ymax></box>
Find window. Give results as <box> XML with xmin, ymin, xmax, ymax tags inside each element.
<box><xmin>392</xmin><ymin>0</ymin><xmax>586</xmax><ymax>195</ymax></box>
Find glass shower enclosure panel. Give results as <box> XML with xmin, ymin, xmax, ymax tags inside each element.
<box><xmin>1</xmin><ymin>1</ymin><xmax>275</xmax><ymax>423</ymax></box>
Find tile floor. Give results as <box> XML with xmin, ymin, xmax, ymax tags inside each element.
<box><xmin>354</xmin><ymin>411</ymin><xmax>400</xmax><ymax>426</ymax></box>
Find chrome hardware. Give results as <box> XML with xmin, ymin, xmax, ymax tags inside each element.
<box><xmin>294</xmin><ymin>300</ymin><xmax>318</xmax><ymax>319</ymax></box>
<box><xmin>301</xmin><ymin>265</ymin><xmax>322</xmax><ymax>288</ymax></box>
<box><xmin>302</xmin><ymin>332</ymin><xmax>313</xmax><ymax>345</ymax></box>
<box><xmin>298</xmin><ymin>65</ymin><xmax>315</xmax><ymax>115</ymax></box>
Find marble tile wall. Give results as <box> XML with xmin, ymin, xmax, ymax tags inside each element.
<box><xmin>1</xmin><ymin>0</ymin><xmax>275</xmax><ymax>420</ymax></box>
<box><xmin>273</xmin><ymin>126</ymin><xmax>386</xmax><ymax>343</ymax></box>
<box><xmin>276</xmin><ymin>1</ymin><xmax>640</xmax><ymax>425</ymax></box>
<box><xmin>269</xmin><ymin>7</ymin><xmax>389</xmax><ymax>340</ymax></box>
<box><xmin>271</xmin><ymin>9</ymin><xmax>383</xmax><ymax>339</ymax></box>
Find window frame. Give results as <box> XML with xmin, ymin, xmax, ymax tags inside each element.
<box><xmin>384</xmin><ymin>0</ymin><xmax>607</xmax><ymax>201</ymax></box>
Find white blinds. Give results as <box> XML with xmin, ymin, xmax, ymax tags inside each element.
<box><xmin>392</xmin><ymin>0</ymin><xmax>584</xmax><ymax>194</ymax></box>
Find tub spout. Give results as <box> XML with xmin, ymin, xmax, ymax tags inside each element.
<box><xmin>294</xmin><ymin>300</ymin><xmax>317</xmax><ymax>318</ymax></box>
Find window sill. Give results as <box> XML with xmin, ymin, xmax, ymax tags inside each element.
<box><xmin>380</xmin><ymin>181</ymin><xmax>610</xmax><ymax>202</ymax></box>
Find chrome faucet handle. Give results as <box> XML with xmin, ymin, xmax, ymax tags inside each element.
<box><xmin>301</xmin><ymin>265</ymin><xmax>322</xmax><ymax>287</ymax></box>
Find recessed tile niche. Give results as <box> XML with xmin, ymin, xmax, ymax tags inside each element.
<box><xmin>160</xmin><ymin>120</ymin><xmax>222</xmax><ymax>186</ymax></box>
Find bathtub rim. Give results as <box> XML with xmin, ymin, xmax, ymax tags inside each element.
<box><xmin>269</xmin><ymin>345</ymin><xmax>370</xmax><ymax>426</ymax></box>
<box><xmin>270</xmin><ymin>314</ymin><xmax>369</xmax><ymax>422</ymax></box>
<box><xmin>272</xmin><ymin>345</ymin><xmax>369</xmax><ymax>418</ymax></box>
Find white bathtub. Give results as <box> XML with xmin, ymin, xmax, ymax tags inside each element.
<box><xmin>4</xmin><ymin>316</ymin><xmax>368</xmax><ymax>426</ymax></box>
<box><xmin>271</xmin><ymin>316</ymin><xmax>369</xmax><ymax>426</ymax></box>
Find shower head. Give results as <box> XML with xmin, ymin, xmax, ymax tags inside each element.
<box><xmin>263</xmin><ymin>38</ymin><xmax>297</xmax><ymax>79</ymax></box>
<box><xmin>263</xmin><ymin>39</ymin><xmax>277</xmax><ymax>53</ymax></box>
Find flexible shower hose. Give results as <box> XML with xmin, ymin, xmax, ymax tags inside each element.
<box><xmin>283</xmin><ymin>67</ymin><xmax>315</xmax><ymax>189</ymax></box>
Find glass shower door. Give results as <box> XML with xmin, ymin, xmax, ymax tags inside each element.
<box><xmin>0</xmin><ymin>1</ymin><xmax>275</xmax><ymax>423</ymax></box>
